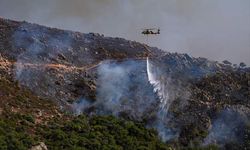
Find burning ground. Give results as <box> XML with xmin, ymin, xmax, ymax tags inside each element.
<box><xmin>0</xmin><ymin>18</ymin><xmax>250</xmax><ymax>149</ymax></box>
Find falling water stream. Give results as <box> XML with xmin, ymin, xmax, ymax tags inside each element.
<box><xmin>147</xmin><ymin>57</ymin><xmax>177</xmax><ymax>141</ymax></box>
<box><xmin>146</xmin><ymin>57</ymin><xmax>169</xmax><ymax>114</ymax></box>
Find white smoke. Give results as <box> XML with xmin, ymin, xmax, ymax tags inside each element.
<box><xmin>72</xmin><ymin>98</ymin><xmax>91</xmax><ymax>115</ymax></box>
<box><xmin>96</xmin><ymin>61</ymin><xmax>130</xmax><ymax>116</ymax></box>
<box><xmin>203</xmin><ymin>107</ymin><xmax>249</xmax><ymax>146</ymax></box>
<box><xmin>78</xmin><ymin>60</ymin><xmax>159</xmax><ymax>119</ymax></box>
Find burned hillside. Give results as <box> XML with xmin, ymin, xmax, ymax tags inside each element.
<box><xmin>0</xmin><ymin>18</ymin><xmax>250</xmax><ymax>149</ymax></box>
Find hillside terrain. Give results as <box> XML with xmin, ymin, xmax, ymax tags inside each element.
<box><xmin>0</xmin><ymin>18</ymin><xmax>249</xmax><ymax>150</ymax></box>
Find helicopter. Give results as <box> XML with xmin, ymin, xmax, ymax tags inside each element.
<box><xmin>141</xmin><ymin>28</ymin><xmax>160</xmax><ymax>35</ymax></box>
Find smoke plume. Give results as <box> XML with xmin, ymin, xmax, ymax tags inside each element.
<box><xmin>90</xmin><ymin>60</ymin><xmax>159</xmax><ymax>119</ymax></box>
<box><xmin>203</xmin><ymin>107</ymin><xmax>250</xmax><ymax>146</ymax></box>
<box><xmin>73</xmin><ymin>58</ymin><xmax>193</xmax><ymax>141</ymax></box>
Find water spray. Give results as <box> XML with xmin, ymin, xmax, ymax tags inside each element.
<box><xmin>146</xmin><ymin>57</ymin><xmax>169</xmax><ymax>115</ymax></box>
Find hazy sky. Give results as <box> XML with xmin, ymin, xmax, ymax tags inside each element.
<box><xmin>0</xmin><ymin>0</ymin><xmax>249</xmax><ymax>64</ymax></box>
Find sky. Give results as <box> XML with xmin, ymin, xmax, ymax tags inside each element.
<box><xmin>0</xmin><ymin>0</ymin><xmax>249</xmax><ymax>65</ymax></box>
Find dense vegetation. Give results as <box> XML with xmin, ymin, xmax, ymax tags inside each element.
<box><xmin>0</xmin><ymin>113</ymin><xmax>170</xmax><ymax>150</ymax></box>
<box><xmin>41</xmin><ymin>115</ymin><xmax>171</xmax><ymax>150</ymax></box>
<box><xmin>0</xmin><ymin>77</ymin><xmax>169</xmax><ymax>150</ymax></box>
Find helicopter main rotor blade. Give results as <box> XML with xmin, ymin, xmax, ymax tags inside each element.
<box><xmin>141</xmin><ymin>28</ymin><xmax>158</xmax><ymax>30</ymax></box>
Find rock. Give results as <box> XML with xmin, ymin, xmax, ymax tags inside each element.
<box><xmin>223</xmin><ymin>60</ymin><xmax>232</xmax><ymax>65</ymax></box>
<box><xmin>29</xmin><ymin>142</ymin><xmax>47</xmax><ymax>150</ymax></box>
<box><xmin>58</xmin><ymin>53</ymin><xmax>66</xmax><ymax>60</ymax></box>
<box><xmin>239</xmin><ymin>62</ymin><xmax>246</xmax><ymax>68</ymax></box>
<box><xmin>36</xmin><ymin>110</ymin><xmax>43</xmax><ymax>117</ymax></box>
